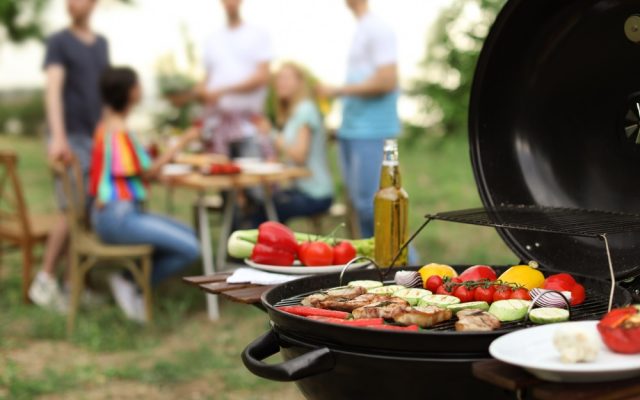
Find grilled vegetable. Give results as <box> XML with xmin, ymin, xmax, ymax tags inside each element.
<box><xmin>367</xmin><ymin>324</ymin><xmax>420</xmax><ymax>332</ymax></box>
<box><xmin>278</xmin><ymin>306</ymin><xmax>349</xmax><ymax>319</ymax></box>
<box><xmin>394</xmin><ymin>288</ymin><xmax>432</xmax><ymax>306</ymax></box>
<box><xmin>418</xmin><ymin>264</ymin><xmax>458</xmax><ymax>282</ymax></box>
<box><xmin>348</xmin><ymin>280</ymin><xmax>383</xmax><ymax>290</ymax></box>
<box><xmin>543</xmin><ymin>273</ymin><xmax>586</xmax><ymax>306</ymax></box>
<box><xmin>597</xmin><ymin>306</ymin><xmax>640</xmax><ymax>354</ymax></box>
<box><xmin>306</xmin><ymin>316</ymin><xmax>384</xmax><ymax>326</ymax></box>
<box><xmin>395</xmin><ymin>270</ymin><xmax>422</xmax><ymax>288</ymax></box>
<box><xmin>459</xmin><ymin>265</ymin><xmax>497</xmax><ymax>282</ymax></box>
<box><xmin>510</xmin><ymin>287</ymin><xmax>531</xmax><ymax>301</ymax></box>
<box><xmin>447</xmin><ymin>301</ymin><xmax>490</xmax><ymax>313</ymax></box>
<box><xmin>368</xmin><ymin>285</ymin><xmax>406</xmax><ymax>295</ymax></box>
<box><xmin>418</xmin><ymin>294</ymin><xmax>460</xmax><ymax>308</ymax></box>
<box><xmin>488</xmin><ymin>299</ymin><xmax>531</xmax><ymax>322</ymax></box>
<box><xmin>453</xmin><ymin>285</ymin><xmax>475</xmax><ymax>303</ymax></box>
<box><xmin>529</xmin><ymin>288</ymin><xmax>572</xmax><ymax>308</ymax></box>
<box><xmin>424</xmin><ymin>275</ymin><xmax>444</xmax><ymax>292</ymax></box>
<box><xmin>498</xmin><ymin>265</ymin><xmax>545</xmax><ymax>290</ymax></box>
<box><xmin>528</xmin><ymin>307</ymin><xmax>570</xmax><ymax>324</ymax></box>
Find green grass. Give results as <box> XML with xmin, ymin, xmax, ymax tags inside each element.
<box><xmin>0</xmin><ymin>133</ymin><xmax>516</xmax><ymax>399</ymax></box>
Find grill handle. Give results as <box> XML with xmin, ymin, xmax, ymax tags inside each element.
<box><xmin>241</xmin><ymin>330</ymin><xmax>335</xmax><ymax>382</ymax></box>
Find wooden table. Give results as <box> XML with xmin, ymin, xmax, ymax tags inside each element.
<box><xmin>183</xmin><ymin>272</ymin><xmax>272</xmax><ymax>309</ymax></box>
<box><xmin>162</xmin><ymin>166</ymin><xmax>310</xmax><ymax>320</ymax></box>
<box><xmin>473</xmin><ymin>360</ymin><xmax>640</xmax><ymax>400</ymax></box>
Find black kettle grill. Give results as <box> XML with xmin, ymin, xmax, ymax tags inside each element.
<box><xmin>240</xmin><ymin>0</ymin><xmax>640</xmax><ymax>398</ymax></box>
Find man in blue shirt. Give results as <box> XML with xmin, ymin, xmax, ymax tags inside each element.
<box><xmin>319</xmin><ymin>0</ymin><xmax>399</xmax><ymax>238</ymax></box>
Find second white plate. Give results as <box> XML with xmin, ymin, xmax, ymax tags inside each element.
<box><xmin>244</xmin><ymin>259</ymin><xmax>371</xmax><ymax>275</ymax></box>
<box><xmin>489</xmin><ymin>320</ymin><xmax>640</xmax><ymax>383</ymax></box>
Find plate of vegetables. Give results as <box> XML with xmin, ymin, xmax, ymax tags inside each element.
<box><xmin>228</xmin><ymin>222</ymin><xmax>375</xmax><ymax>275</ymax></box>
<box><xmin>490</xmin><ymin>316</ymin><xmax>640</xmax><ymax>383</ymax></box>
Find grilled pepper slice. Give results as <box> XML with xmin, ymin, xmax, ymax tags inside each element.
<box><xmin>278</xmin><ymin>306</ymin><xmax>350</xmax><ymax>319</ymax></box>
<box><xmin>306</xmin><ymin>316</ymin><xmax>384</xmax><ymax>326</ymax></box>
<box><xmin>597</xmin><ymin>306</ymin><xmax>640</xmax><ymax>354</ymax></box>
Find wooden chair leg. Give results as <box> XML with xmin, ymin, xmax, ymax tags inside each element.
<box><xmin>21</xmin><ymin>242</ymin><xmax>33</xmax><ymax>303</ymax></box>
<box><xmin>141</xmin><ymin>256</ymin><xmax>153</xmax><ymax>323</ymax></box>
<box><xmin>66</xmin><ymin>255</ymin><xmax>86</xmax><ymax>335</ymax></box>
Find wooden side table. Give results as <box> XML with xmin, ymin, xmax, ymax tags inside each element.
<box><xmin>472</xmin><ymin>360</ymin><xmax>640</xmax><ymax>400</ymax></box>
<box><xmin>183</xmin><ymin>273</ymin><xmax>272</xmax><ymax>310</ymax></box>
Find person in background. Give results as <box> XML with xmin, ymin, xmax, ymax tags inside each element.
<box><xmin>256</xmin><ymin>63</ymin><xmax>334</xmax><ymax>223</ymax></box>
<box><xmin>196</xmin><ymin>0</ymin><xmax>273</xmax><ymax>158</ymax></box>
<box><xmin>318</xmin><ymin>0</ymin><xmax>400</xmax><ymax>238</ymax></box>
<box><xmin>29</xmin><ymin>0</ymin><xmax>109</xmax><ymax>312</ymax></box>
<box><xmin>90</xmin><ymin>67</ymin><xmax>200</xmax><ymax>322</ymax></box>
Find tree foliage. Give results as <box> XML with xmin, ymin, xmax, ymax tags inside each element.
<box><xmin>0</xmin><ymin>0</ymin><xmax>132</xmax><ymax>44</ymax></box>
<box><xmin>407</xmin><ymin>0</ymin><xmax>506</xmax><ymax>138</ymax></box>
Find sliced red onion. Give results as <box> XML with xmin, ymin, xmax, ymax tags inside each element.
<box><xmin>530</xmin><ymin>288</ymin><xmax>572</xmax><ymax>308</ymax></box>
<box><xmin>394</xmin><ymin>270</ymin><xmax>422</xmax><ymax>288</ymax></box>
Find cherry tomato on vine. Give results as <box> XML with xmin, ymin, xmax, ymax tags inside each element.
<box><xmin>493</xmin><ymin>286</ymin><xmax>513</xmax><ymax>302</ymax></box>
<box><xmin>474</xmin><ymin>285</ymin><xmax>496</xmax><ymax>303</ymax></box>
<box><xmin>510</xmin><ymin>287</ymin><xmax>531</xmax><ymax>300</ymax></box>
<box><xmin>425</xmin><ymin>275</ymin><xmax>444</xmax><ymax>292</ymax></box>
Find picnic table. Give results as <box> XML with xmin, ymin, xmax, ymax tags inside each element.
<box><xmin>161</xmin><ymin>158</ymin><xmax>310</xmax><ymax>320</ymax></box>
<box><xmin>183</xmin><ymin>272</ymin><xmax>272</xmax><ymax>310</ymax></box>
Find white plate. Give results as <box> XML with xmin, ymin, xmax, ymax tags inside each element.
<box><xmin>244</xmin><ymin>259</ymin><xmax>371</xmax><ymax>275</ymax></box>
<box><xmin>162</xmin><ymin>163</ymin><xmax>192</xmax><ymax>176</ymax></box>
<box><xmin>490</xmin><ymin>321</ymin><xmax>640</xmax><ymax>383</ymax></box>
<box><xmin>240</xmin><ymin>163</ymin><xmax>285</xmax><ymax>175</ymax></box>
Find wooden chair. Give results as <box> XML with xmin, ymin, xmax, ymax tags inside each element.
<box><xmin>0</xmin><ymin>151</ymin><xmax>58</xmax><ymax>302</ymax></box>
<box><xmin>51</xmin><ymin>158</ymin><xmax>154</xmax><ymax>334</ymax></box>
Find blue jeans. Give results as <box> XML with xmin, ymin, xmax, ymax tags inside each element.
<box><xmin>338</xmin><ymin>138</ymin><xmax>385</xmax><ymax>238</ymax></box>
<box><xmin>92</xmin><ymin>201</ymin><xmax>200</xmax><ymax>285</ymax></box>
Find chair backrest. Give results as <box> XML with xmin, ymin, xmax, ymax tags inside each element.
<box><xmin>50</xmin><ymin>157</ymin><xmax>87</xmax><ymax>240</ymax></box>
<box><xmin>0</xmin><ymin>151</ymin><xmax>32</xmax><ymax>238</ymax></box>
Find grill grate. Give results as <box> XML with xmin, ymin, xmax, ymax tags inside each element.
<box><xmin>274</xmin><ymin>287</ymin><xmax>611</xmax><ymax>333</ymax></box>
<box><xmin>425</xmin><ymin>205</ymin><xmax>640</xmax><ymax>238</ymax></box>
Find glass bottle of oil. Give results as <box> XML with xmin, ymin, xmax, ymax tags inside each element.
<box><xmin>374</xmin><ymin>139</ymin><xmax>409</xmax><ymax>268</ymax></box>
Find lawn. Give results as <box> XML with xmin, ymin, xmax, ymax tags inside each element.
<box><xmin>0</xmin><ymin>134</ymin><xmax>515</xmax><ymax>400</ymax></box>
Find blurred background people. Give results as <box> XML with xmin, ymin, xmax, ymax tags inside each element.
<box><xmin>318</xmin><ymin>0</ymin><xmax>399</xmax><ymax>238</ymax></box>
<box><xmin>90</xmin><ymin>67</ymin><xmax>200</xmax><ymax>322</ymax></box>
<box><xmin>256</xmin><ymin>63</ymin><xmax>333</xmax><ymax>223</ymax></box>
<box><xmin>29</xmin><ymin>0</ymin><xmax>110</xmax><ymax>312</ymax></box>
<box><xmin>196</xmin><ymin>0</ymin><xmax>273</xmax><ymax>158</ymax></box>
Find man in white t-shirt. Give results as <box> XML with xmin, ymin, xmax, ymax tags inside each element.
<box><xmin>197</xmin><ymin>0</ymin><xmax>273</xmax><ymax>157</ymax></box>
<box><xmin>319</xmin><ymin>0</ymin><xmax>400</xmax><ymax>238</ymax></box>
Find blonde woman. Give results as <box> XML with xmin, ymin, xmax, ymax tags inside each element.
<box><xmin>258</xmin><ymin>63</ymin><xmax>334</xmax><ymax>223</ymax></box>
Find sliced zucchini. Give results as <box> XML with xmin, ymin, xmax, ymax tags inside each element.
<box><xmin>347</xmin><ymin>280</ymin><xmax>383</xmax><ymax>290</ymax></box>
<box><xmin>529</xmin><ymin>307</ymin><xmax>570</xmax><ymax>324</ymax></box>
<box><xmin>448</xmin><ymin>301</ymin><xmax>489</xmax><ymax>314</ymax></box>
<box><xmin>368</xmin><ymin>285</ymin><xmax>406</xmax><ymax>295</ymax></box>
<box><xmin>488</xmin><ymin>299</ymin><xmax>531</xmax><ymax>322</ymax></box>
<box><xmin>394</xmin><ymin>288</ymin><xmax>432</xmax><ymax>305</ymax></box>
<box><xmin>418</xmin><ymin>294</ymin><xmax>460</xmax><ymax>308</ymax></box>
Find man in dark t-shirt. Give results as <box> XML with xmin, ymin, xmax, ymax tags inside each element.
<box><xmin>29</xmin><ymin>0</ymin><xmax>109</xmax><ymax>311</ymax></box>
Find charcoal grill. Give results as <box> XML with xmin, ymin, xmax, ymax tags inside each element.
<box><xmin>240</xmin><ymin>0</ymin><xmax>640</xmax><ymax>398</ymax></box>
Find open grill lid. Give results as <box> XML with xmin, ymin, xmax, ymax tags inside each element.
<box><xmin>468</xmin><ymin>0</ymin><xmax>640</xmax><ymax>279</ymax></box>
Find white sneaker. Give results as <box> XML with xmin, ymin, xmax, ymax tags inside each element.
<box><xmin>108</xmin><ymin>273</ymin><xmax>147</xmax><ymax>323</ymax></box>
<box><xmin>28</xmin><ymin>271</ymin><xmax>68</xmax><ymax>314</ymax></box>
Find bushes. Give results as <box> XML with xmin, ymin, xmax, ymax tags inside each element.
<box><xmin>0</xmin><ymin>89</ymin><xmax>45</xmax><ymax>136</ymax></box>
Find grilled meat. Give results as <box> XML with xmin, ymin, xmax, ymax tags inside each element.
<box><xmin>394</xmin><ymin>306</ymin><xmax>453</xmax><ymax>328</ymax></box>
<box><xmin>352</xmin><ymin>298</ymin><xmax>410</xmax><ymax>320</ymax></box>
<box><xmin>455</xmin><ymin>309</ymin><xmax>501</xmax><ymax>332</ymax></box>
<box><xmin>301</xmin><ymin>286</ymin><xmax>368</xmax><ymax>308</ymax></box>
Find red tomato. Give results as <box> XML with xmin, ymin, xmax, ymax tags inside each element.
<box><xmin>510</xmin><ymin>287</ymin><xmax>531</xmax><ymax>300</ymax></box>
<box><xmin>332</xmin><ymin>241</ymin><xmax>357</xmax><ymax>265</ymax></box>
<box><xmin>459</xmin><ymin>265</ymin><xmax>497</xmax><ymax>282</ymax></box>
<box><xmin>544</xmin><ymin>273</ymin><xmax>577</xmax><ymax>291</ymax></box>
<box><xmin>570</xmin><ymin>283</ymin><xmax>586</xmax><ymax>306</ymax></box>
<box><xmin>436</xmin><ymin>285</ymin><xmax>453</xmax><ymax>295</ymax></box>
<box><xmin>474</xmin><ymin>285</ymin><xmax>496</xmax><ymax>303</ymax></box>
<box><xmin>297</xmin><ymin>242</ymin><xmax>311</xmax><ymax>265</ymax></box>
<box><xmin>453</xmin><ymin>285</ymin><xmax>475</xmax><ymax>303</ymax></box>
<box><xmin>300</xmin><ymin>242</ymin><xmax>334</xmax><ymax>266</ymax></box>
<box><xmin>425</xmin><ymin>275</ymin><xmax>444</xmax><ymax>292</ymax></box>
<box><xmin>493</xmin><ymin>286</ymin><xmax>513</xmax><ymax>302</ymax></box>
<box><xmin>210</xmin><ymin>164</ymin><xmax>223</xmax><ymax>174</ymax></box>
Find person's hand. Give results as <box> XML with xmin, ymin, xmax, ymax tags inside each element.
<box><xmin>316</xmin><ymin>84</ymin><xmax>342</xmax><ymax>99</ymax></box>
<box><xmin>183</xmin><ymin>126</ymin><xmax>202</xmax><ymax>142</ymax></box>
<box><xmin>202</xmin><ymin>90</ymin><xmax>224</xmax><ymax>106</ymax></box>
<box><xmin>48</xmin><ymin>135</ymin><xmax>72</xmax><ymax>164</ymax></box>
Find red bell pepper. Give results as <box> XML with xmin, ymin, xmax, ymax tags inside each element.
<box><xmin>367</xmin><ymin>324</ymin><xmax>420</xmax><ymax>331</ymax></box>
<box><xmin>597</xmin><ymin>307</ymin><xmax>640</xmax><ymax>354</ymax></box>
<box><xmin>277</xmin><ymin>306</ymin><xmax>350</xmax><ymax>319</ymax></box>
<box><xmin>250</xmin><ymin>222</ymin><xmax>298</xmax><ymax>266</ymax></box>
<box><xmin>543</xmin><ymin>273</ymin><xmax>586</xmax><ymax>305</ymax></box>
<box><xmin>307</xmin><ymin>316</ymin><xmax>384</xmax><ymax>326</ymax></box>
<box><xmin>459</xmin><ymin>265</ymin><xmax>497</xmax><ymax>282</ymax></box>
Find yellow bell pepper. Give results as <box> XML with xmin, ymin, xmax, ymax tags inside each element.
<box><xmin>498</xmin><ymin>265</ymin><xmax>545</xmax><ymax>290</ymax></box>
<box><xmin>418</xmin><ymin>263</ymin><xmax>458</xmax><ymax>281</ymax></box>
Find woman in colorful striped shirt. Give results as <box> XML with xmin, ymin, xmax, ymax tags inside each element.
<box><xmin>89</xmin><ymin>67</ymin><xmax>200</xmax><ymax>322</ymax></box>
